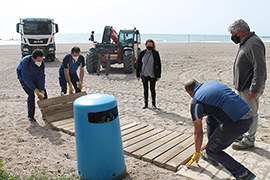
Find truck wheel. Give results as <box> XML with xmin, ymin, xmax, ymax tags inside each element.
<box><xmin>49</xmin><ymin>54</ymin><xmax>55</xmax><ymax>62</ymax></box>
<box><xmin>86</xmin><ymin>49</ymin><xmax>98</xmax><ymax>73</ymax></box>
<box><xmin>123</xmin><ymin>50</ymin><xmax>134</xmax><ymax>73</ymax></box>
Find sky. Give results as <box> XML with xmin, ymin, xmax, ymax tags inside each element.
<box><xmin>1</xmin><ymin>0</ymin><xmax>270</xmax><ymax>39</ymax></box>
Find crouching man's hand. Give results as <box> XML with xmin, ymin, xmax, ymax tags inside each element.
<box><xmin>186</xmin><ymin>151</ymin><xmax>202</xmax><ymax>166</ymax></box>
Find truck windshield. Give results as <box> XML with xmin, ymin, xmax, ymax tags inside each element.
<box><xmin>23</xmin><ymin>22</ymin><xmax>52</xmax><ymax>35</ymax></box>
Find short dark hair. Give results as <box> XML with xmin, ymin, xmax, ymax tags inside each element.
<box><xmin>71</xmin><ymin>46</ymin><xmax>81</xmax><ymax>54</ymax></box>
<box><xmin>32</xmin><ymin>49</ymin><xmax>44</xmax><ymax>59</ymax></box>
<box><xmin>185</xmin><ymin>79</ymin><xmax>199</xmax><ymax>92</ymax></box>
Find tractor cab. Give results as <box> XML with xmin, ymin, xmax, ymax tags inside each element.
<box><xmin>118</xmin><ymin>28</ymin><xmax>141</xmax><ymax>49</ymax></box>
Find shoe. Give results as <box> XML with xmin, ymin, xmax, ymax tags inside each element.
<box><xmin>28</xmin><ymin>117</ymin><xmax>36</xmax><ymax>122</ymax></box>
<box><xmin>143</xmin><ymin>101</ymin><xmax>148</xmax><ymax>109</ymax></box>
<box><xmin>237</xmin><ymin>170</ymin><xmax>256</xmax><ymax>180</ymax></box>
<box><xmin>235</xmin><ymin>136</ymin><xmax>243</xmax><ymax>142</ymax></box>
<box><xmin>152</xmin><ymin>101</ymin><xmax>157</xmax><ymax>109</ymax></box>
<box><xmin>232</xmin><ymin>141</ymin><xmax>254</xmax><ymax>150</ymax></box>
<box><xmin>201</xmin><ymin>151</ymin><xmax>219</xmax><ymax>166</ymax></box>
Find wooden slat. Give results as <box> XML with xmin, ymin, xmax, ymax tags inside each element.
<box><xmin>51</xmin><ymin>118</ymin><xmax>74</xmax><ymax>127</ymax></box>
<box><xmin>122</xmin><ymin>126</ymin><xmax>155</xmax><ymax>142</ymax></box>
<box><xmin>121</xmin><ymin>123</ymin><xmax>148</xmax><ymax>136</ymax></box>
<box><xmin>142</xmin><ymin>134</ymin><xmax>192</xmax><ymax>162</ymax></box>
<box><xmin>56</xmin><ymin>122</ymin><xmax>75</xmax><ymax>130</ymax></box>
<box><xmin>41</xmin><ymin>102</ymin><xmax>73</xmax><ymax>116</ymax></box>
<box><xmin>123</xmin><ymin>128</ymin><xmax>164</xmax><ymax>149</ymax></box>
<box><xmin>120</xmin><ymin>122</ymin><xmax>139</xmax><ymax>131</ymax></box>
<box><xmin>165</xmin><ymin>135</ymin><xmax>208</xmax><ymax>171</ymax></box>
<box><xmin>38</xmin><ymin>91</ymin><xmax>87</xmax><ymax>108</ymax></box>
<box><xmin>44</xmin><ymin>110</ymin><xmax>74</xmax><ymax>123</ymax></box>
<box><xmin>124</xmin><ymin>130</ymin><xmax>172</xmax><ymax>155</ymax></box>
<box><xmin>153</xmin><ymin>136</ymin><xmax>194</xmax><ymax>167</ymax></box>
<box><xmin>132</xmin><ymin>132</ymin><xmax>182</xmax><ymax>159</ymax></box>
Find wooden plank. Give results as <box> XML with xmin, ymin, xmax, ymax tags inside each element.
<box><xmin>122</xmin><ymin>126</ymin><xmax>155</xmax><ymax>142</ymax></box>
<box><xmin>132</xmin><ymin>132</ymin><xmax>182</xmax><ymax>159</ymax></box>
<box><xmin>124</xmin><ymin>130</ymin><xmax>172</xmax><ymax>155</ymax></box>
<box><xmin>41</xmin><ymin>102</ymin><xmax>73</xmax><ymax>116</ymax></box>
<box><xmin>123</xmin><ymin>128</ymin><xmax>164</xmax><ymax>149</ymax></box>
<box><xmin>153</xmin><ymin>136</ymin><xmax>194</xmax><ymax>167</ymax></box>
<box><xmin>44</xmin><ymin>110</ymin><xmax>74</xmax><ymax>123</ymax></box>
<box><xmin>165</xmin><ymin>144</ymin><xmax>194</xmax><ymax>171</ymax></box>
<box><xmin>142</xmin><ymin>134</ymin><xmax>192</xmax><ymax>162</ymax></box>
<box><xmin>165</xmin><ymin>135</ymin><xmax>208</xmax><ymax>171</ymax></box>
<box><xmin>120</xmin><ymin>122</ymin><xmax>139</xmax><ymax>131</ymax></box>
<box><xmin>38</xmin><ymin>91</ymin><xmax>87</xmax><ymax>108</ymax></box>
<box><xmin>56</xmin><ymin>122</ymin><xmax>75</xmax><ymax>130</ymax></box>
<box><xmin>50</xmin><ymin>118</ymin><xmax>74</xmax><ymax>127</ymax></box>
<box><xmin>121</xmin><ymin>123</ymin><xmax>148</xmax><ymax>136</ymax></box>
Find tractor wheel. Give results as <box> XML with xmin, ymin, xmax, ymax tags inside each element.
<box><xmin>86</xmin><ymin>49</ymin><xmax>98</xmax><ymax>73</ymax></box>
<box><xmin>123</xmin><ymin>50</ymin><xmax>134</xmax><ymax>73</ymax></box>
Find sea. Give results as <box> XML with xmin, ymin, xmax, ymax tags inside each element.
<box><xmin>1</xmin><ymin>33</ymin><xmax>270</xmax><ymax>45</ymax></box>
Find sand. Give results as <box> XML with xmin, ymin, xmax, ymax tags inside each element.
<box><xmin>0</xmin><ymin>42</ymin><xmax>269</xmax><ymax>179</ymax></box>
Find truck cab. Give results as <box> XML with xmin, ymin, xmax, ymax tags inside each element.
<box><xmin>16</xmin><ymin>18</ymin><xmax>59</xmax><ymax>61</ymax></box>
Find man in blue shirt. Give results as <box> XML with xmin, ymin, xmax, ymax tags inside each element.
<box><xmin>185</xmin><ymin>79</ymin><xmax>255</xmax><ymax>180</ymax></box>
<box><xmin>17</xmin><ymin>49</ymin><xmax>47</xmax><ymax>122</ymax></box>
<box><xmin>59</xmin><ymin>46</ymin><xmax>85</xmax><ymax>95</ymax></box>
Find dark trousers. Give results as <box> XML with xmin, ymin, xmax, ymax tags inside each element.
<box><xmin>19</xmin><ymin>80</ymin><xmax>48</xmax><ymax>118</ymax></box>
<box><xmin>59</xmin><ymin>73</ymin><xmax>81</xmax><ymax>94</ymax></box>
<box><xmin>142</xmin><ymin>76</ymin><xmax>156</xmax><ymax>103</ymax></box>
<box><xmin>205</xmin><ymin>116</ymin><xmax>253</xmax><ymax>178</ymax></box>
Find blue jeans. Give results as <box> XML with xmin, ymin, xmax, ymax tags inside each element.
<box><xmin>59</xmin><ymin>73</ymin><xmax>81</xmax><ymax>94</ymax></box>
<box><xmin>206</xmin><ymin>116</ymin><xmax>253</xmax><ymax>178</ymax></box>
<box><xmin>19</xmin><ymin>80</ymin><xmax>48</xmax><ymax>118</ymax></box>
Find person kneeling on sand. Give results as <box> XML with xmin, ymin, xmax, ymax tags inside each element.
<box><xmin>58</xmin><ymin>46</ymin><xmax>85</xmax><ymax>95</ymax></box>
<box><xmin>185</xmin><ymin>79</ymin><xmax>256</xmax><ymax>180</ymax></box>
<box><xmin>16</xmin><ymin>49</ymin><xmax>47</xmax><ymax>122</ymax></box>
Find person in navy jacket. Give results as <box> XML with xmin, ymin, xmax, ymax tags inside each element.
<box><xmin>59</xmin><ymin>46</ymin><xmax>85</xmax><ymax>95</ymax></box>
<box><xmin>17</xmin><ymin>49</ymin><xmax>47</xmax><ymax>122</ymax></box>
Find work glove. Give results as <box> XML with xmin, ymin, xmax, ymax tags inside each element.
<box><xmin>68</xmin><ymin>83</ymin><xmax>74</xmax><ymax>94</ymax></box>
<box><xmin>186</xmin><ymin>151</ymin><xmax>202</xmax><ymax>166</ymax></box>
<box><xmin>77</xmin><ymin>81</ymin><xmax>83</xmax><ymax>90</ymax></box>
<box><xmin>34</xmin><ymin>88</ymin><xmax>45</xmax><ymax>100</ymax></box>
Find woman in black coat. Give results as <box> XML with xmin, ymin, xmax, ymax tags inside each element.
<box><xmin>136</xmin><ymin>39</ymin><xmax>161</xmax><ymax>109</ymax></box>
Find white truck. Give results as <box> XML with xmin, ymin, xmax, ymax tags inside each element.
<box><xmin>16</xmin><ymin>18</ymin><xmax>59</xmax><ymax>61</ymax></box>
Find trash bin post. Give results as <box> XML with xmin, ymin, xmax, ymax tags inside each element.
<box><xmin>74</xmin><ymin>94</ymin><xmax>126</xmax><ymax>180</ymax></box>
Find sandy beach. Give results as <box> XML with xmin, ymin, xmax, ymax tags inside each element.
<box><xmin>0</xmin><ymin>42</ymin><xmax>269</xmax><ymax>179</ymax></box>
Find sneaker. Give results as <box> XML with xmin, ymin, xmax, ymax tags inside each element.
<box><xmin>201</xmin><ymin>151</ymin><xmax>219</xmax><ymax>166</ymax></box>
<box><xmin>235</xmin><ymin>136</ymin><xmax>243</xmax><ymax>142</ymax></box>
<box><xmin>152</xmin><ymin>105</ymin><xmax>157</xmax><ymax>109</ymax></box>
<box><xmin>237</xmin><ymin>170</ymin><xmax>256</xmax><ymax>180</ymax></box>
<box><xmin>28</xmin><ymin>117</ymin><xmax>36</xmax><ymax>122</ymax></box>
<box><xmin>232</xmin><ymin>141</ymin><xmax>254</xmax><ymax>150</ymax></box>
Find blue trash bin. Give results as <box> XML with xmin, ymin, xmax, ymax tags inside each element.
<box><xmin>74</xmin><ymin>93</ymin><xmax>126</xmax><ymax>180</ymax></box>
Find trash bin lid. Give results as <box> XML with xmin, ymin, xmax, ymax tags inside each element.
<box><xmin>74</xmin><ymin>93</ymin><xmax>117</xmax><ymax>113</ymax></box>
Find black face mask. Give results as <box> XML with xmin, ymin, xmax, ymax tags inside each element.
<box><xmin>231</xmin><ymin>34</ymin><xmax>240</xmax><ymax>44</ymax></box>
<box><xmin>146</xmin><ymin>46</ymin><xmax>153</xmax><ymax>51</ymax></box>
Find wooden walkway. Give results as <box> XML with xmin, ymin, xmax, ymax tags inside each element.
<box><xmin>37</xmin><ymin>93</ymin><xmax>207</xmax><ymax>172</ymax></box>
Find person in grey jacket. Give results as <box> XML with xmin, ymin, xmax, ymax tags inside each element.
<box><xmin>228</xmin><ymin>19</ymin><xmax>267</xmax><ymax>150</ymax></box>
<box><xmin>136</xmin><ymin>39</ymin><xmax>161</xmax><ymax>109</ymax></box>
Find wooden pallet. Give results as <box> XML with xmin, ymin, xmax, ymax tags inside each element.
<box><xmin>37</xmin><ymin>93</ymin><xmax>207</xmax><ymax>172</ymax></box>
<box><xmin>37</xmin><ymin>92</ymin><xmax>87</xmax><ymax>135</ymax></box>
